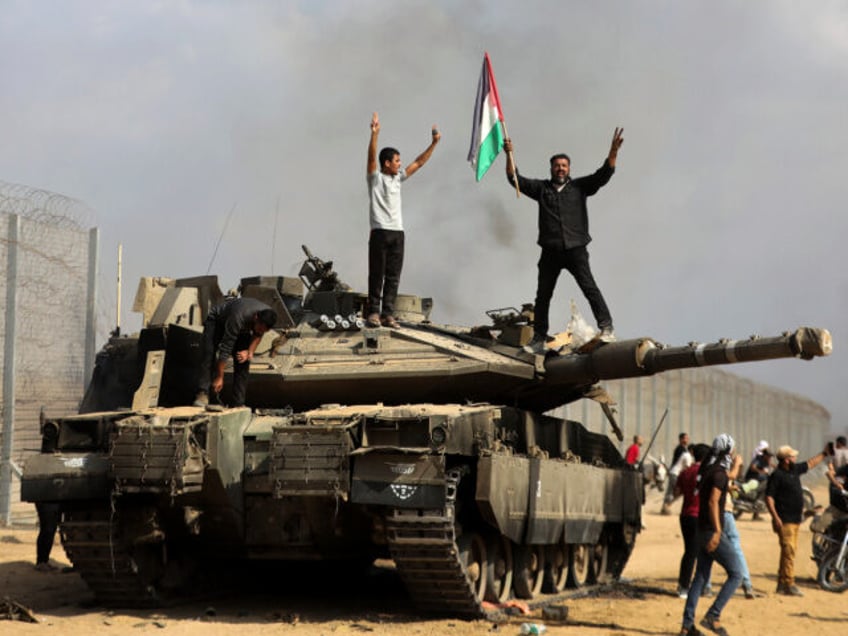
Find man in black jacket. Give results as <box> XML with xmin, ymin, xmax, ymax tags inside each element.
<box><xmin>765</xmin><ymin>443</ymin><xmax>830</xmax><ymax>596</ymax></box>
<box><xmin>504</xmin><ymin>128</ymin><xmax>623</xmax><ymax>352</ymax></box>
<box><xmin>194</xmin><ymin>297</ymin><xmax>277</xmax><ymax>407</ymax></box>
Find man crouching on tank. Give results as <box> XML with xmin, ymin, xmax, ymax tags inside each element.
<box><xmin>194</xmin><ymin>297</ymin><xmax>277</xmax><ymax>407</ymax></box>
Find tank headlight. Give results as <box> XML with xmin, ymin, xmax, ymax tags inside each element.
<box><xmin>41</xmin><ymin>421</ymin><xmax>60</xmax><ymax>452</ymax></box>
<box><xmin>430</xmin><ymin>425</ymin><xmax>447</xmax><ymax>447</ymax></box>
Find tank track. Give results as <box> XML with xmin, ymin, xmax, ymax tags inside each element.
<box><xmin>386</xmin><ymin>469</ymin><xmax>489</xmax><ymax>618</ymax></box>
<box><xmin>60</xmin><ymin>507</ymin><xmax>162</xmax><ymax>608</ymax></box>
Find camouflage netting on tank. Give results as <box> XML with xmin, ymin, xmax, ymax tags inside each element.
<box><xmin>0</xmin><ymin>180</ymin><xmax>96</xmax><ymax>525</ymax></box>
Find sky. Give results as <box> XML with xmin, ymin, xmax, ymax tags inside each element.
<box><xmin>1</xmin><ymin>0</ymin><xmax>845</xmax><ymax>435</ymax></box>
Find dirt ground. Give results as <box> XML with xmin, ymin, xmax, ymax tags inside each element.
<box><xmin>1</xmin><ymin>485</ymin><xmax>845</xmax><ymax>636</ymax></box>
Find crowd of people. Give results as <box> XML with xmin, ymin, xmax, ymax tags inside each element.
<box><xmin>656</xmin><ymin>432</ymin><xmax>848</xmax><ymax>636</ymax></box>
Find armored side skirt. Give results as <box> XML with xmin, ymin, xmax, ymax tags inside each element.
<box><xmin>476</xmin><ymin>455</ymin><xmax>642</xmax><ymax>545</ymax></box>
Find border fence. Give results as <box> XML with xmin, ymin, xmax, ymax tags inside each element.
<box><xmin>557</xmin><ymin>368</ymin><xmax>831</xmax><ymax>468</ymax></box>
<box><xmin>0</xmin><ymin>180</ymin><xmax>98</xmax><ymax>526</ymax></box>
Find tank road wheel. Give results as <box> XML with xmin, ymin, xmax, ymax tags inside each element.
<box><xmin>513</xmin><ymin>545</ymin><xmax>545</xmax><ymax>599</ymax></box>
<box><xmin>592</xmin><ymin>541</ymin><xmax>610</xmax><ymax>584</ymax></box>
<box><xmin>545</xmin><ymin>540</ymin><xmax>569</xmax><ymax>592</ymax></box>
<box><xmin>568</xmin><ymin>544</ymin><xmax>594</xmax><ymax>588</ymax></box>
<box><xmin>606</xmin><ymin>523</ymin><xmax>638</xmax><ymax>580</ymax></box>
<box><xmin>458</xmin><ymin>533</ymin><xmax>488</xmax><ymax>603</ymax></box>
<box><xmin>484</xmin><ymin>535</ymin><xmax>513</xmax><ymax>603</ymax></box>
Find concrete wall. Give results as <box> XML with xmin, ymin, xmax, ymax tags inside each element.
<box><xmin>556</xmin><ymin>367</ymin><xmax>830</xmax><ymax>465</ymax></box>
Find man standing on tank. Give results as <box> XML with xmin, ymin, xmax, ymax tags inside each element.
<box><xmin>504</xmin><ymin>128</ymin><xmax>623</xmax><ymax>352</ymax></box>
<box><xmin>365</xmin><ymin>111</ymin><xmax>440</xmax><ymax>329</ymax></box>
<box><xmin>194</xmin><ymin>297</ymin><xmax>277</xmax><ymax>408</ymax></box>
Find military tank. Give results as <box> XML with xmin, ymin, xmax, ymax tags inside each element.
<box><xmin>22</xmin><ymin>246</ymin><xmax>832</xmax><ymax>616</ymax></box>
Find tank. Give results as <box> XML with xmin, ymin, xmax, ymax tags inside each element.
<box><xmin>21</xmin><ymin>246</ymin><xmax>832</xmax><ymax>616</ymax></box>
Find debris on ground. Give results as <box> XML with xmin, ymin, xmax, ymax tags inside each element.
<box><xmin>0</xmin><ymin>597</ymin><xmax>39</xmax><ymax>623</ymax></box>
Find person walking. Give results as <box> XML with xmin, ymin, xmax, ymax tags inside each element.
<box><xmin>679</xmin><ymin>434</ymin><xmax>743</xmax><ymax>636</ymax></box>
<box><xmin>725</xmin><ymin>453</ymin><xmax>756</xmax><ymax>599</ymax></box>
<box><xmin>365</xmin><ymin>111</ymin><xmax>440</xmax><ymax>329</ymax></box>
<box><xmin>675</xmin><ymin>443</ymin><xmax>710</xmax><ymax>598</ymax></box>
<box><xmin>765</xmin><ymin>443</ymin><xmax>830</xmax><ymax>596</ymax></box>
<box><xmin>503</xmin><ymin>129</ymin><xmax>623</xmax><ymax>352</ymax></box>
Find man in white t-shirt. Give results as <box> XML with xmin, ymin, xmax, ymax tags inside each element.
<box><xmin>365</xmin><ymin>111</ymin><xmax>440</xmax><ymax>328</ymax></box>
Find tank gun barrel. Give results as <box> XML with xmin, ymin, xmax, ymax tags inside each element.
<box><xmin>544</xmin><ymin>327</ymin><xmax>832</xmax><ymax>386</ymax></box>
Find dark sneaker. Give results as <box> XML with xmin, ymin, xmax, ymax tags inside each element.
<box><xmin>679</xmin><ymin>626</ymin><xmax>703</xmax><ymax>636</ymax></box>
<box><xmin>699</xmin><ymin>615</ymin><xmax>729</xmax><ymax>636</ymax></box>
<box><xmin>742</xmin><ymin>584</ymin><xmax>755</xmax><ymax>599</ymax></box>
<box><xmin>34</xmin><ymin>562</ymin><xmax>58</xmax><ymax>572</ymax></box>
<box><xmin>193</xmin><ymin>391</ymin><xmax>209</xmax><ymax>407</ymax></box>
<box><xmin>366</xmin><ymin>313</ymin><xmax>381</xmax><ymax>328</ymax></box>
<box><xmin>381</xmin><ymin>315</ymin><xmax>399</xmax><ymax>329</ymax></box>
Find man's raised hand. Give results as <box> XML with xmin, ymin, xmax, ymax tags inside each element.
<box><xmin>431</xmin><ymin>125</ymin><xmax>441</xmax><ymax>144</ymax></box>
<box><xmin>610</xmin><ymin>127</ymin><xmax>624</xmax><ymax>153</ymax></box>
<box><xmin>371</xmin><ymin>112</ymin><xmax>380</xmax><ymax>134</ymax></box>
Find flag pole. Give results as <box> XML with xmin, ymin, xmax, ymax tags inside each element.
<box><xmin>500</xmin><ymin>119</ymin><xmax>520</xmax><ymax>198</ymax></box>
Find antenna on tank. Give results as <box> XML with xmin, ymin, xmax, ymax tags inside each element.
<box><xmin>114</xmin><ymin>243</ymin><xmax>122</xmax><ymax>337</ymax></box>
<box><xmin>271</xmin><ymin>195</ymin><xmax>280</xmax><ymax>275</ymax></box>
<box><xmin>207</xmin><ymin>202</ymin><xmax>237</xmax><ymax>274</ymax></box>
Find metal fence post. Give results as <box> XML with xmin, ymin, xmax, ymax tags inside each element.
<box><xmin>1</xmin><ymin>213</ymin><xmax>20</xmax><ymax>526</ymax></box>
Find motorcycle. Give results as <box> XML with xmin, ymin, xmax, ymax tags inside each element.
<box><xmin>732</xmin><ymin>479</ymin><xmax>768</xmax><ymax>520</ymax></box>
<box><xmin>811</xmin><ymin>490</ymin><xmax>848</xmax><ymax>593</ymax></box>
<box><xmin>642</xmin><ymin>454</ymin><xmax>668</xmax><ymax>492</ymax></box>
<box><xmin>732</xmin><ymin>478</ymin><xmax>815</xmax><ymax>520</ymax></box>
<box><xmin>815</xmin><ymin>509</ymin><xmax>848</xmax><ymax>592</ymax></box>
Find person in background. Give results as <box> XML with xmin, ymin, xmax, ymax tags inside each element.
<box><xmin>725</xmin><ymin>453</ymin><xmax>757</xmax><ymax>599</ymax></box>
<box><xmin>663</xmin><ymin>433</ymin><xmax>693</xmax><ymax>515</ymax></box>
<box><xmin>765</xmin><ymin>443</ymin><xmax>831</xmax><ymax>596</ymax></box>
<box><xmin>34</xmin><ymin>502</ymin><xmax>61</xmax><ymax>572</ymax></box>
<box><xmin>625</xmin><ymin>435</ymin><xmax>643</xmax><ymax>466</ymax></box>
<box><xmin>674</xmin><ymin>443</ymin><xmax>710</xmax><ymax>599</ymax></box>
<box><xmin>744</xmin><ymin>440</ymin><xmax>772</xmax><ymax>483</ymax></box>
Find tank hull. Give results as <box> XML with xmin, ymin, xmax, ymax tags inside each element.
<box><xmin>22</xmin><ymin>403</ymin><xmax>641</xmax><ymax>615</ymax></box>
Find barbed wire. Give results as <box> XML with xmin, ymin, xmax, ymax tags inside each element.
<box><xmin>0</xmin><ymin>180</ymin><xmax>94</xmax><ymax>399</ymax></box>
<box><xmin>0</xmin><ymin>180</ymin><xmax>95</xmax><ymax>230</ymax></box>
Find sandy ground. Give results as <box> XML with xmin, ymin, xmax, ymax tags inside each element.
<box><xmin>1</xmin><ymin>486</ymin><xmax>845</xmax><ymax>636</ymax></box>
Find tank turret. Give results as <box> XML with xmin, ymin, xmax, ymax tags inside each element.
<box><xmin>21</xmin><ymin>246</ymin><xmax>831</xmax><ymax>617</ymax></box>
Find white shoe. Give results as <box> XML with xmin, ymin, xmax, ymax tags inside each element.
<box><xmin>599</xmin><ymin>326</ymin><xmax>616</xmax><ymax>342</ymax></box>
<box><xmin>522</xmin><ymin>334</ymin><xmax>546</xmax><ymax>354</ymax></box>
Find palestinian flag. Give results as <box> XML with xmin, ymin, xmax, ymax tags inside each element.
<box><xmin>467</xmin><ymin>52</ymin><xmax>505</xmax><ymax>181</ymax></box>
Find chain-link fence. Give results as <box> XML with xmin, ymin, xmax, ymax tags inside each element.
<box><xmin>0</xmin><ymin>180</ymin><xmax>98</xmax><ymax>526</ymax></box>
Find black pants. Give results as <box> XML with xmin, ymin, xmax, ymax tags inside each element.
<box><xmin>678</xmin><ymin>514</ymin><xmax>699</xmax><ymax>590</ymax></box>
<box><xmin>368</xmin><ymin>229</ymin><xmax>405</xmax><ymax>317</ymax></box>
<box><xmin>36</xmin><ymin>502</ymin><xmax>60</xmax><ymax>564</ymax></box>
<box><xmin>197</xmin><ymin>317</ymin><xmax>251</xmax><ymax>407</ymax></box>
<box><xmin>534</xmin><ymin>246</ymin><xmax>612</xmax><ymax>337</ymax></box>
